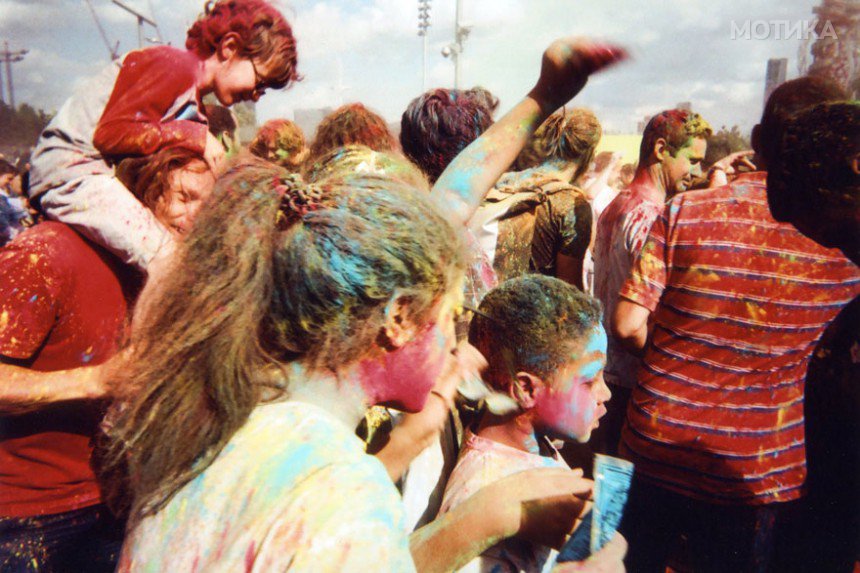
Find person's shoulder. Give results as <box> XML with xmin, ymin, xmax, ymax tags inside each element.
<box><xmin>245</xmin><ymin>401</ymin><xmax>380</xmax><ymax>467</ymax></box>
<box><xmin>545</xmin><ymin>183</ymin><xmax>589</xmax><ymax>205</ymax></box>
<box><xmin>3</xmin><ymin>222</ymin><xmax>84</xmax><ymax>262</ymax></box>
<box><xmin>680</xmin><ymin>173</ymin><xmax>767</xmax><ymax>204</ymax></box>
<box><xmin>122</xmin><ymin>46</ymin><xmax>198</xmax><ymax>74</ymax></box>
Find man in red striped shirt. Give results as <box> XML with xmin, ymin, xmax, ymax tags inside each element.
<box><xmin>613</xmin><ymin>77</ymin><xmax>860</xmax><ymax>572</ymax></box>
<box><xmin>591</xmin><ymin>109</ymin><xmax>711</xmax><ymax>457</ymax></box>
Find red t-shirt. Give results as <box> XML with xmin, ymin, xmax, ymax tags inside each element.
<box><xmin>93</xmin><ymin>45</ymin><xmax>208</xmax><ymax>158</ymax></box>
<box><xmin>0</xmin><ymin>222</ymin><xmax>140</xmax><ymax>517</ymax></box>
<box><xmin>619</xmin><ymin>173</ymin><xmax>860</xmax><ymax>505</ymax></box>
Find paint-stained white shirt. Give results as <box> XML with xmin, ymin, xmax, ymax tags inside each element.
<box><xmin>119</xmin><ymin>401</ymin><xmax>415</xmax><ymax>572</ymax></box>
<box><xmin>439</xmin><ymin>431</ymin><xmax>569</xmax><ymax>573</ymax></box>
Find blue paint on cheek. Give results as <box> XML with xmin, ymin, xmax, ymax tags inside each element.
<box><xmin>29</xmin><ymin>295</ymin><xmax>38</xmax><ymax>303</ymax></box>
<box><xmin>582</xmin><ymin>405</ymin><xmax>595</xmax><ymax>425</ymax></box>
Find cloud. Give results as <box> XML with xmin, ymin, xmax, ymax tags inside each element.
<box><xmin>0</xmin><ymin>0</ymin><xmax>827</xmax><ymax>139</ymax></box>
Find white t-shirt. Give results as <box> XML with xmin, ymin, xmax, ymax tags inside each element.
<box><xmin>119</xmin><ymin>401</ymin><xmax>415</xmax><ymax>572</ymax></box>
<box><xmin>439</xmin><ymin>431</ymin><xmax>569</xmax><ymax>573</ymax></box>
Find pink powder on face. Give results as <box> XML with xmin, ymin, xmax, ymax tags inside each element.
<box><xmin>534</xmin><ymin>327</ymin><xmax>608</xmax><ymax>442</ymax></box>
<box><xmin>358</xmin><ymin>321</ymin><xmax>451</xmax><ymax>413</ymax></box>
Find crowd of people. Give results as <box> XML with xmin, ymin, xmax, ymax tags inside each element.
<box><xmin>0</xmin><ymin>1</ymin><xmax>857</xmax><ymax>572</ymax></box>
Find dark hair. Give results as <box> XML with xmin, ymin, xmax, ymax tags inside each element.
<box><xmin>186</xmin><ymin>0</ymin><xmax>300</xmax><ymax>90</ymax></box>
<box><xmin>756</xmin><ymin>76</ymin><xmax>847</xmax><ymax>164</ymax></box>
<box><xmin>767</xmin><ymin>101</ymin><xmax>859</xmax><ymax>228</ymax></box>
<box><xmin>100</xmin><ymin>159</ymin><xmax>465</xmax><ymax>520</ymax></box>
<box><xmin>400</xmin><ymin>87</ymin><xmax>497</xmax><ymax>183</ymax></box>
<box><xmin>514</xmin><ymin>108</ymin><xmax>602</xmax><ymax>182</ymax></box>
<box><xmin>249</xmin><ymin>118</ymin><xmax>306</xmax><ymax>171</ymax></box>
<box><xmin>204</xmin><ymin>104</ymin><xmax>238</xmax><ymax>140</ymax></box>
<box><xmin>638</xmin><ymin>109</ymin><xmax>712</xmax><ymax>167</ymax></box>
<box><xmin>305</xmin><ymin>103</ymin><xmax>398</xmax><ymax>174</ymax></box>
<box><xmin>0</xmin><ymin>158</ymin><xmax>18</xmax><ymax>178</ymax></box>
<box><xmin>468</xmin><ymin>275</ymin><xmax>602</xmax><ymax>391</ymax></box>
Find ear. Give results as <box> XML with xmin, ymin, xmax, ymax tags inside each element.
<box><xmin>652</xmin><ymin>137</ymin><xmax>668</xmax><ymax>163</ymax></box>
<box><xmin>850</xmin><ymin>152</ymin><xmax>860</xmax><ymax>176</ymax></box>
<box><xmin>510</xmin><ymin>371</ymin><xmax>545</xmax><ymax>411</ymax></box>
<box><xmin>379</xmin><ymin>295</ymin><xmax>419</xmax><ymax>350</ymax></box>
<box><xmin>751</xmin><ymin>124</ymin><xmax>761</xmax><ymax>156</ymax></box>
<box><xmin>217</xmin><ymin>32</ymin><xmax>242</xmax><ymax>62</ymax></box>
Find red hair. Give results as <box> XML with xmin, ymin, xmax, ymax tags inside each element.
<box><xmin>249</xmin><ymin>119</ymin><xmax>306</xmax><ymax>172</ymax></box>
<box><xmin>638</xmin><ymin>109</ymin><xmax>712</xmax><ymax>166</ymax></box>
<box><xmin>186</xmin><ymin>0</ymin><xmax>300</xmax><ymax>89</ymax></box>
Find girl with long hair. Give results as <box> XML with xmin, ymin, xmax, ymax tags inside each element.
<box><xmin>101</xmin><ymin>37</ymin><xmax>627</xmax><ymax>572</ymax></box>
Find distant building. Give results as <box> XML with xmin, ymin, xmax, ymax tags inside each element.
<box><xmin>764</xmin><ymin>58</ymin><xmax>788</xmax><ymax>107</ymax></box>
<box><xmin>233</xmin><ymin>102</ymin><xmax>257</xmax><ymax>144</ymax></box>
<box><xmin>675</xmin><ymin>101</ymin><xmax>692</xmax><ymax>111</ymax></box>
<box><xmin>294</xmin><ymin>107</ymin><xmax>333</xmax><ymax>140</ymax></box>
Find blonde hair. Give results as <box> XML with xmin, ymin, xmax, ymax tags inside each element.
<box><xmin>515</xmin><ymin>108</ymin><xmax>602</xmax><ymax>182</ymax></box>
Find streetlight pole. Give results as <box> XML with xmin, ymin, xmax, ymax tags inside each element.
<box><xmin>0</xmin><ymin>42</ymin><xmax>27</xmax><ymax>109</ymax></box>
<box><xmin>454</xmin><ymin>0</ymin><xmax>462</xmax><ymax>88</ymax></box>
<box><xmin>418</xmin><ymin>0</ymin><xmax>431</xmax><ymax>91</ymax></box>
<box><xmin>112</xmin><ymin>0</ymin><xmax>159</xmax><ymax>49</ymax></box>
<box><xmin>442</xmin><ymin>0</ymin><xmax>470</xmax><ymax>89</ymax></box>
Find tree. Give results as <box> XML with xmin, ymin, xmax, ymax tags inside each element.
<box><xmin>704</xmin><ymin>125</ymin><xmax>751</xmax><ymax>167</ymax></box>
<box><xmin>0</xmin><ymin>102</ymin><xmax>53</xmax><ymax>162</ymax></box>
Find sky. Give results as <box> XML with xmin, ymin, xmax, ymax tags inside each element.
<box><xmin>0</xmin><ymin>0</ymin><xmax>825</xmax><ymax>136</ymax></box>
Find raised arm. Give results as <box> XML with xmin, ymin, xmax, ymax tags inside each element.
<box><xmin>431</xmin><ymin>39</ymin><xmax>627</xmax><ymax>225</ymax></box>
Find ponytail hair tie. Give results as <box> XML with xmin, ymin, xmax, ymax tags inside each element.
<box><xmin>274</xmin><ymin>174</ymin><xmax>323</xmax><ymax>229</ymax></box>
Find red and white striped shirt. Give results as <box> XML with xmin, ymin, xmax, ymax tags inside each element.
<box><xmin>619</xmin><ymin>172</ymin><xmax>860</xmax><ymax>504</ymax></box>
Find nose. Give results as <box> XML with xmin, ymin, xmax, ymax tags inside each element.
<box><xmin>596</xmin><ymin>374</ymin><xmax>611</xmax><ymax>404</ymax></box>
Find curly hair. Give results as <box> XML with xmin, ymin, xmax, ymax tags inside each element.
<box><xmin>756</xmin><ymin>76</ymin><xmax>846</xmax><ymax>164</ymax></box>
<box><xmin>305</xmin><ymin>103</ymin><xmax>398</xmax><ymax>173</ymax></box>
<box><xmin>514</xmin><ymin>108</ymin><xmax>602</xmax><ymax>183</ymax></box>
<box><xmin>469</xmin><ymin>275</ymin><xmax>603</xmax><ymax>392</ymax></box>
<box><xmin>186</xmin><ymin>0</ymin><xmax>300</xmax><ymax>90</ymax></box>
<box><xmin>767</xmin><ymin>101</ymin><xmax>859</xmax><ymax>234</ymax></box>
<box><xmin>638</xmin><ymin>109</ymin><xmax>712</xmax><ymax>166</ymax></box>
<box><xmin>99</xmin><ymin>158</ymin><xmax>465</xmax><ymax>521</ymax></box>
<box><xmin>400</xmin><ymin>87</ymin><xmax>497</xmax><ymax>182</ymax></box>
<box><xmin>248</xmin><ymin>118</ymin><xmax>306</xmax><ymax>171</ymax></box>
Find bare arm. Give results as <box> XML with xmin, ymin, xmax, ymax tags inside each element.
<box><xmin>612</xmin><ymin>298</ymin><xmax>651</xmax><ymax>355</ymax></box>
<box><xmin>374</xmin><ymin>341</ymin><xmax>485</xmax><ymax>481</ymax></box>
<box><xmin>372</xmin><ymin>396</ymin><xmax>450</xmax><ymax>482</ymax></box>
<box><xmin>0</xmin><ymin>358</ymin><xmax>106</xmax><ymax>415</ymax></box>
<box><xmin>410</xmin><ymin>468</ymin><xmax>593</xmax><ymax>573</ymax></box>
<box><xmin>431</xmin><ymin>39</ymin><xmax>627</xmax><ymax>226</ymax></box>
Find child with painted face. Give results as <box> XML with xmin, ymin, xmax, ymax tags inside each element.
<box><xmin>100</xmin><ymin>35</ymin><xmax>626</xmax><ymax>573</ymax></box>
<box><xmin>438</xmin><ymin>275</ymin><xmax>611</xmax><ymax>573</ymax></box>
<box><xmin>28</xmin><ymin>0</ymin><xmax>299</xmax><ymax>271</ymax></box>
